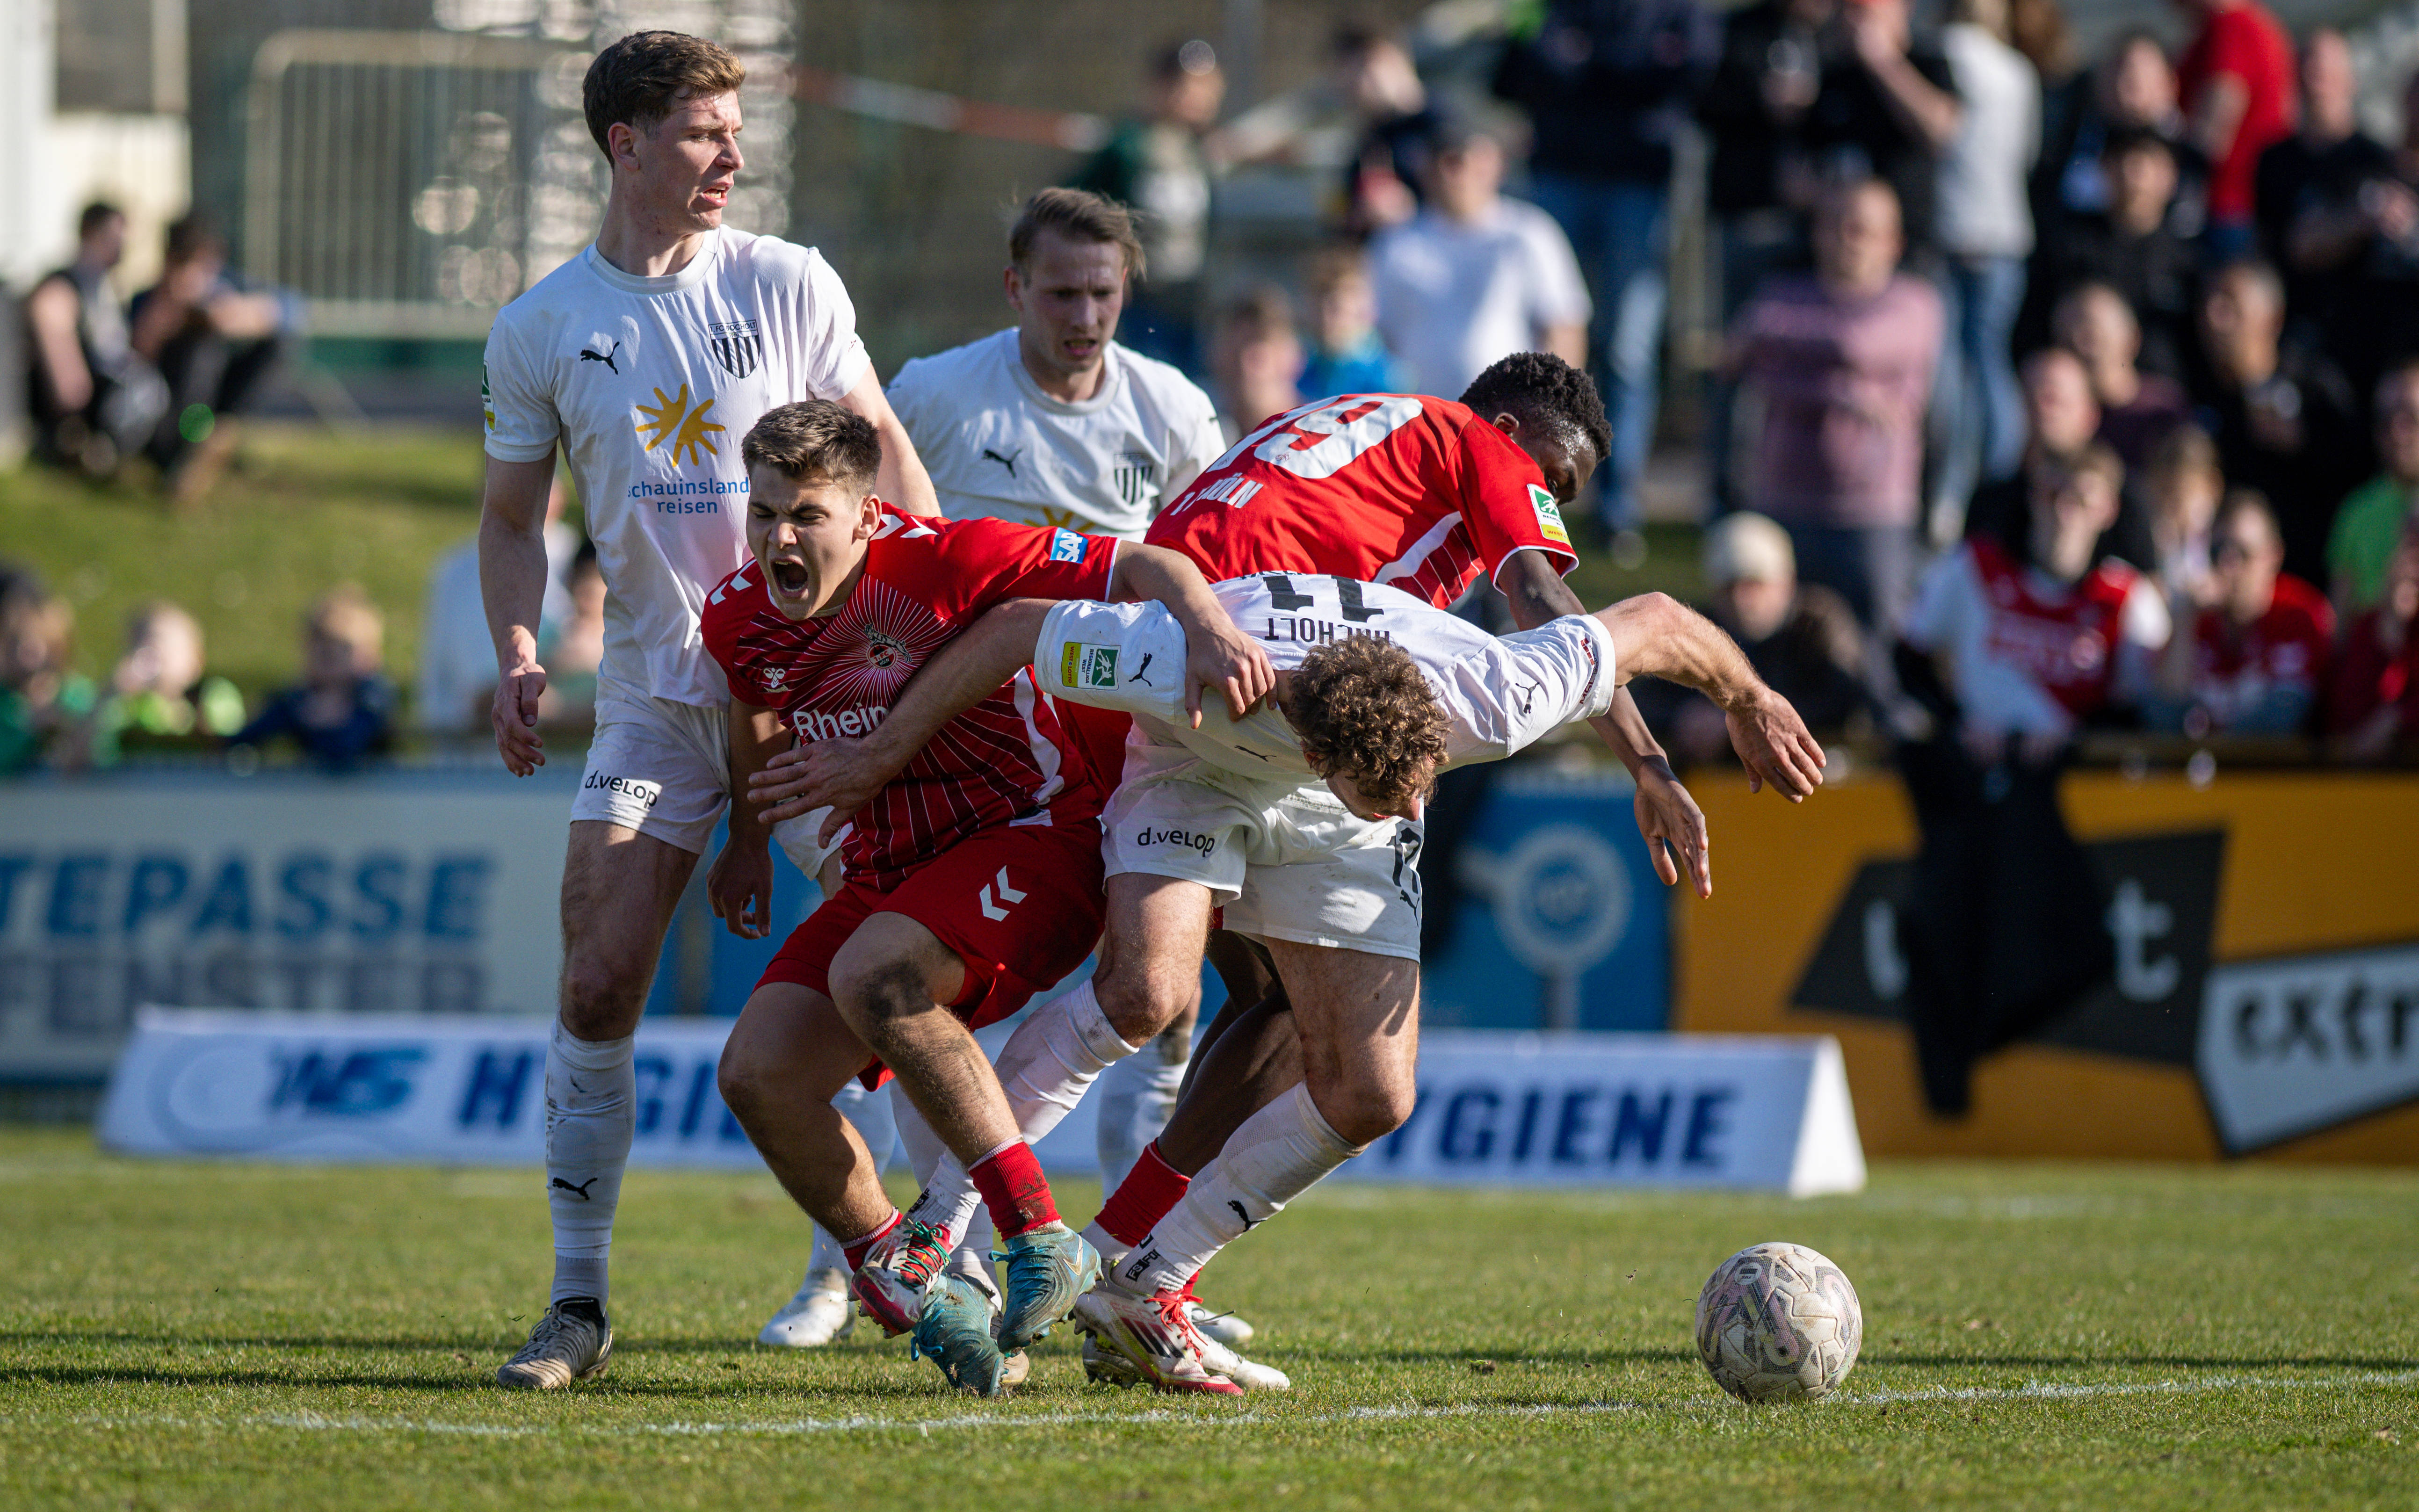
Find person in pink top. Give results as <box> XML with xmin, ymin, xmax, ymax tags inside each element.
<box><xmin>1728</xmin><ymin>176</ymin><xmax>1944</xmax><ymax>634</ymax></box>
<box><xmin>2173</xmin><ymin>0</ymin><xmax>2298</xmax><ymax>258</ymax></box>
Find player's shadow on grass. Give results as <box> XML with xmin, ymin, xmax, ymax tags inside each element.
<box><xmin>1859</xmin><ymin>1352</ymin><xmax>2416</xmax><ymax>1371</ymax></box>
<box><xmin>1349</xmin><ymin>1346</ymin><xmax>1697</xmax><ymax>1367</ymax></box>
<box><xmin>0</xmin><ymin>1361</ymin><xmax>1001</xmax><ymax>1403</ymax></box>
<box><xmin>0</xmin><ymin>1331</ymin><xmax>858</xmax><ymax>1356</ymax></box>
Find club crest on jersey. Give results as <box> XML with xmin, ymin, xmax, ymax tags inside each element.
<box><xmin>863</xmin><ymin>629</ymin><xmax>907</xmax><ymax>670</ymax></box>
<box><xmin>1060</xmin><ymin>642</ymin><xmax>1118</xmax><ymax>689</ymax></box>
<box><xmin>1114</xmin><ymin>450</ymin><xmax>1157</xmax><ymax>506</ymax></box>
<box><xmin>707</xmin><ymin>317</ymin><xmax>764</xmax><ymax>379</ymax></box>
<box><xmin>1048</xmin><ymin>528</ymin><xmax>1087</xmax><ymax>564</ymax></box>
<box><xmin>1527</xmin><ymin>484</ymin><xmax>1572</xmax><ymax>548</ymax></box>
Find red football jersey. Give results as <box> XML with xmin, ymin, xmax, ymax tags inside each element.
<box><xmin>1970</xmin><ymin>537</ymin><xmax>2144</xmax><ymax>718</ymax></box>
<box><xmin>1144</xmin><ymin>394</ymin><xmax>1578</xmax><ymax>608</ymax></box>
<box><xmin>2188</xmin><ymin>572</ymin><xmax>2333</xmax><ymax>726</ymax></box>
<box><xmin>701</xmin><ymin>507</ymin><xmax>1118</xmax><ymax>890</ymax></box>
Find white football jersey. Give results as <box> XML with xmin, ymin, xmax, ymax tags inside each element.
<box><xmin>483</xmin><ymin>229</ymin><xmax>871</xmax><ymax>707</ymax></box>
<box><xmin>886</xmin><ymin>328</ymin><xmax>1224</xmax><ymax>541</ymax></box>
<box><xmin>1039</xmin><ymin>573</ymin><xmax>1618</xmax><ymax>782</ymax></box>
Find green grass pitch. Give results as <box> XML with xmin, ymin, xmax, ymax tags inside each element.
<box><xmin>1</xmin><ymin>1128</ymin><xmax>2412</xmax><ymax>1510</ymax></box>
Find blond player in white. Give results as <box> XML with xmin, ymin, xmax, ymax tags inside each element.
<box><xmin>768</xmin><ymin>572</ymin><xmax>1823</xmax><ymax>1391</ymax></box>
<box><xmin>478</xmin><ymin>30</ymin><xmax>937</xmax><ymax>1389</ymax></box>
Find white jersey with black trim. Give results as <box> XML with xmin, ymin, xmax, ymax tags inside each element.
<box><xmin>1039</xmin><ymin>572</ymin><xmax>1618</xmax><ymax>781</ymax></box>
<box><xmin>885</xmin><ymin>329</ymin><xmax>1224</xmax><ymax>541</ymax></box>
<box><xmin>482</xmin><ymin>228</ymin><xmax>872</xmax><ymax>707</ymax></box>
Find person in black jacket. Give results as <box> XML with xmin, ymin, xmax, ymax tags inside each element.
<box><xmin>1495</xmin><ymin>0</ymin><xmax>1720</xmax><ymax>546</ymax></box>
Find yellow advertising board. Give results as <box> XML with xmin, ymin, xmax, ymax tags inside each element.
<box><xmin>1675</xmin><ymin>770</ymin><xmax>2419</xmax><ymax>1163</ymax></box>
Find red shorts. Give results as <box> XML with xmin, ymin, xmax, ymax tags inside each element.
<box><xmin>758</xmin><ymin>815</ymin><xmax>1108</xmax><ymax>1043</ymax></box>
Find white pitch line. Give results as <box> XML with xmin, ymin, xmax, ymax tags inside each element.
<box><xmin>5</xmin><ymin>1369</ymin><xmax>2413</xmax><ymax>1440</ymax></box>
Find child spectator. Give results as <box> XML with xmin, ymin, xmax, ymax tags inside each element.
<box><xmin>539</xmin><ymin>542</ymin><xmax>606</xmax><ymax>731</ymax></box>
<box><xmin>2144</xmin><ymin>423</ymin><xmax>2227</xmax><ymax>605</ymax></box>
<box><xmin>91</xmin><ymin>600</ymin><xmax>245</xmax><ymax>763</ymax></box>
<box><xmin>2326</xmin><ymin>361</ymin><xmax>2419</xmax><ymax>619</ymax></box>
<box><xmin>1207</xmin><ymin>285</ymin><xmax>1305</xmax><ymax>440</ymax></box>
<box><xmin>2329</xmin><ymin>508</ymin><xmax>2419</xmax><ymax>758</ymax></box>
<box><xmin>2054</xmin><ymin>281</ymin><xmax>2190</xmax><ymax>477</ymax></box>
<box><xmin>230</xmin><ymin>586</ymin><xmax>398</xmax><ymax>770</ymax></box>
<box><xmin>2148</xmin><ymin>490</ymin><xmax>2331</xmax><ymax>735</ymax></box>
<box><xmin>1296</xmin><ymin>246</ymin><xmax>1405</xmax><ymax>401</ymax></box>
<box><xmin>0</xmin><ymin>566</ymin><xmax>97</xmax><ymax>773</ymax></box>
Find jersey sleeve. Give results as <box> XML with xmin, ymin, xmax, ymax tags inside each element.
<box><xmin>481</xmin><ymin>313</ymin><xmax>560</xmax><ymax>463</ymax></box>
<box><xmin>699</xmin><ymin>565</ymin><xmax>763</xmax><ymax>703</ymax></box>
<box><xmin>2109</xmin><ymin>575</ymin><xmax>2173</xmax><ymax>704</ymax></box>
<box><xmin>794</xmin><ymin>251</ymin><xmax>873</xmax><ymax>401</ymax></box>
<box><xmin>929</xmin><ymin>516</ymin><xmax>1120</xmax><ymax>614</ymax></box>
<box><xmin>1901</xmin><ymin>548</ymin><xmax>1975</xmax><ymax>651</ymax></box>
<box><xmin>1457</xmin><ymin>420</ymin><xmax>1580</xmax><ymax>584</ymax></box>
<box><xmin>1472</xmin><ymin>614</ymin><xmax>1620</xmax><ymax>765</ymax></box>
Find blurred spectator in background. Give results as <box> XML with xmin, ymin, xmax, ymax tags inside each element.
<box><xmin>2037</xmin><ymin>29</ymin><xmax>2202</xmax><ymax>235</ymax></box>
<box><xmin>2252</xmin><ymin>30</ymin><xmax>2390</xmax><ymax>369</ymax></box>
<box><xmin>540</xmin><ymin>542</ymin><xmax>606</xmax><ymax>731</ymax></box>
<box><xmin>1074</xmin><ymin>40</ymin><xmax>1223</xmax><ymax>374</ymax></box>
<box><xmin>2144</xmin><ymin>422</ymin><xmax>2227</xmax><ymax>603</ymax></box>
<box><xmin>1296</xmin><ymin>246</ymin><xmax>1404</xmax><ymax>400</ymax></box>
<box><xmin>1729</xmin><ymin>178</ymin><xmax>1940</xmax><ymax>633</ymax></box>
<box><xmin>232</xmin><ymin>586</ymin><xmax>398</xmax><ymax>771</ymax></box>
<box><xmin>2193</xmin><ymin>258</ymin><xmax>2367</xmax><ymax>585</ymax></box>
<box><xmin>2331</xmin><ymin>362</ymin><xmax>2419</xmax><ymax>619</ymax></box>
<box><xmin>1698</xmin><ymin>0</ymin><xmax>1835</xmax><ymax>512</ymax></box>
<box><xmin>128</xmin><ymin>215</ymin><xmax>299</xmax><ymax>506</ymax></box>
<box><xmin>416</xmin><ymin>476</ymin><xmax>575</xmax><ymax>736</ymax></box>
<box><xmin>90</xmin><ymin>601</ymin><xmax>244</xmax><ymax>765</ymax></box>
<box><xmin>2041</xmin><ymin>127</ymin><xmax>2201</xmax><ymax>383</ymax></box>
<box><xmin>1799</xmin><ymin>0</ymin><xmax>1961</xmax><ymax>258</ymax></box>
<box><xmin>1367</xmin><ymin>118</ymin><xmax>1591</xmax><ymax>398</ymax></box>
<box><xmin>1963</xmin><ymin>347</ymin><xmax>2103</xmax><ymax>551</ymax></box>
<box><xmin>23</xmin><ymin>201</ymin><xmax>167</xmax><ymax>479</ymax></box>
<box><xmin>1895</xmin><ymin>443</ymin><xmax>2161</xmax><ymax>1114</ymax></box>
<box><xmin>1332</xmin><ymin>26</ymin><xmax>1439</xmax><ymax>238</ymax></box>
<box><xmin>0</xmin><ymin>566</ymin><xmax>96</xmax><ymax>774</ymax></box>
<box><xmin>2009</xmin><ymin>0</ymin><xmax>2084</xmax><ymax>186</ymax></box>
<box><xmin>2148</xmin><ymin>489</ymin><xmax>2331</xmax><ymax>734</ymax></box>
<box><xmin>2330</xmin><ymin>508</ymin><xmax>2419</xmax><ymax>757</ymax></box>
<box><xmin>1930</xmin><ymin>0</ymin><xmax>2038</xmax><ymax>541</ymax></box>
<box><xmin>2054</xmin><ymin>282</ymin><xmax>2189</xmax><ymax>477</ymax></box>
<box><xmin>1632</xmin><ymin>511</ymin><xmax>1870</xmax><ymax>763</ymax></box>
<box><xmin>1493</xmin><ymin>0</ymin><xmax>1718</xmax><ymax>550</ymax></box>
<box><xmin>2173</xmin><ymin>0</ymin><xmax>2296</xmax><ymax>263</ymax></box>
<box><xmin>1208</xmin><ymin>285</ymin><xmax>1304</xmax><ymax>439</ymax></box>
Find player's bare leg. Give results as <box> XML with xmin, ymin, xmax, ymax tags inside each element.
<box><xmin>826</xmin><ymin>911</ymin><xmax>1098</xmax><ymax>1352</ymax></box>
<box><xmin>715</xmin><ymin>983</ymin><xmax>898</xmax><ymax>1238</ymax></box>
<box><xmin>1080</xmin><ymin>940</ymin><xmax>1415</xmax><ymax>1393</ymax></box>
<box><xmin>495</xmin><ymin>820</ymin><xmax>695</xmax><ymax>1391</ymax></box>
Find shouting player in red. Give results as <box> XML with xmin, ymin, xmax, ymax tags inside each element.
<box><xmin>704</xmin><ymin>401</ymin><xmax>1268</xmax><ymax>1396</ymax></box>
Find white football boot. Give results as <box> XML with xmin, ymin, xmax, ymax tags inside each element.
<box><xmin>758</xmin><ymin>1267</ymin><xmax>854</xmax><ymax>1348</ymax></box>
<box><xmin>1073</xmin><ymin>1285</ymin><xmax>1244</xmax><ymax>1396</ymax></box>
<box><xmin>495</xmin><ymin>1299</ymin><xmax>612</xmax><ymax>1389</ymax></box>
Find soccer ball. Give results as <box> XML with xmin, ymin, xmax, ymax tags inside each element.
<box><xmin>1694</xmin><ymin>1242</ymin><xmax>1862</xmax><ymax>1403</ymax></box>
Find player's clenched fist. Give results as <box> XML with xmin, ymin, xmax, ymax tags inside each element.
<box><xmin>1185</xmin><ymin>614</ymin><xmax>1275</xmax><ymax>725</ymax></box>
<box><xmin>491</xmin><ymin>658</ymin><xmax>549</xmax><ymax>776</ymax></box>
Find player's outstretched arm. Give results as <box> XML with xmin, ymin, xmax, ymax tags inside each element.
<box><xmin>749</xmin><ymin>599</ymin><xmax>1057</xmax><ymax>839</ymax></box>
<box><xmin>1498</xmin><ymin>549</ymin><xmax>1712</xmax><ymax>896</ymax></box>
<box><xmin>478</xmin><ymin>454</ymin><xmax>558</xmax><ymax>776</ymax></box>
<box><xmin>1595</xmin><ymin>593</ymin><xmax>1828</xmax><ymax>801</ymax></box>
<box><xmin>708</xmin><ymin>699</ymin><xmax>787</xmax><ymax>940</ymax></box>
<box><xmin>839</xmin><ymin>367</ymin><xmax>941</xmax><ymax>517</ymax></box>
<box><xmin>1107</xmin><ymin>544</ymin><xmax>1274</xmax><ymax>725</ymax></box>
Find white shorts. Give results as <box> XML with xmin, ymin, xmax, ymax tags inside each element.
<box><xmin>1103</xmin><ymin>738</ymin><xmax>1426</xmax><ymax>961</ymax></box>
<box><xmin>570</xmin><ymin>673</ymin><xmax>731</xmax><ymax>854</ymax></box>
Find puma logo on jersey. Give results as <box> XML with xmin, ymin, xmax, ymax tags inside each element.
<box><xmin>981</xmin><ymin>447</ymin><xmax>1023</xmax><ymax>477</ymax></box>
<box><xmin>578</xmin><ymin>340</ymin><xmax>621</xmax><ymax>373</ymax></box>
<box><xmin>1516</xmin><ymin>680</ymin><xmax>1541</xmax><ymax>716</ymax></box>
<box><xmin>1128</xmin><ymin>652</ymin><xmax>1154</xmax><ymax>683</ymax></box>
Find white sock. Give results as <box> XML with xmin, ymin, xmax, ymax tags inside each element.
<box><xmin>1115</xmin><ymin>1083</ymin><xmax>1363</xmax><ymax>1296</ymax></box>
<box><xmin>1094</xmin><ymin>1031</ymin><xmax>1188</xmax><ymax>1191</ymax></box>
<box><xmin>1080</xmin><ymin>1219</ymin><xmax>1129</xmax><ymax>1274</ymax></box>
<box><xmin>805</xmin><ymin>1079</ymin><xmax>898</xmax><ymax>1277</ymax></box>
<box><xmin>905</xmin><ymin>979</ymin><xmax>1137</xmax><ymax>1247</ymax></box>
<box><xmin>892</xmin><ymin>1085</ymin><xmax>996</xmax><ymax>1290</ymax></box>
<box><xmin>545</xmin><ymin>1020</ymin><xmax>635</xmax><ymax>1307</ymax></box>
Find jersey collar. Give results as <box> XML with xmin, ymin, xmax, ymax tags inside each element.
<box><xmin>581</xmin><ymin>230</ymin><xmax>724</xmax><ymax>297</ymax></box>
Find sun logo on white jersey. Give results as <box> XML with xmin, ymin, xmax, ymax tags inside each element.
<box><xmin>634</xmin><ymin>383</ymin><xmax>725</xmax><ymax>466</ymax></box>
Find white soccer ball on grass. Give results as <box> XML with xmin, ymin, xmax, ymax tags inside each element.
<box><xmin>1694</xmin><ymin>1242</ymin><xmax>1862</xmax><ymax>1403</ymax></box>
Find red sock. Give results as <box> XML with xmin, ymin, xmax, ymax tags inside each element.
<box><xmin>970</xmin><ymin>1140</ymin><xmax>1060</xmax><ymax>1238</ymax></box>
<box><xmin>1094</xmin><ymin>1140</ymin><xmax>1190</xmax><ymax>1247</ymax></box>
<box><xmin>840</xmin><ymin>1210</ymin><xmax>901</xmax><ymax>1271</ymax></box>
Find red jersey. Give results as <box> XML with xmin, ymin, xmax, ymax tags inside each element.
<box><xmin>1144</xmin><ymin>394</ymin><xmax>1578</xmax><ymax>608</ymax></box>
<box><xmin>2187</xmin><ymin>572</ymin><xmax>2332</xmax><ymax>728</ymax></box>
<box><xmin>2329</xmin><ymin>608</ymin><xmax>2419</xmax><ymax>736</ymax></box>
<box><xmin>1970</xmin><ymin>537</ymin><xmax>2146</xmax><ymax>719</ymax></box>
<box><xmin>701</xmin><ymin>507</ymin><xmax>1118</xmax><ymax>890</ymax></box>
<box><xmin>2177</xmin><ymin>1</ymin><xmax>2297</xmax><ymax>222</ymax></box>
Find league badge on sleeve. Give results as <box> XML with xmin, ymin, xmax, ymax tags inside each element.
<box><xmin>1528</xmin><ymin>484</ymin><xmax>1573</xmax><ymax>549</ymax></box>
<box><xmin>1049</xmin><ymin>528</ymin><xmax>1087</xmax><ymax>563</ymax></box>
<box><xmin>1060</xmin><ymin>643</ymin><xmax>1120</xmax><ymax>689</ymax></box>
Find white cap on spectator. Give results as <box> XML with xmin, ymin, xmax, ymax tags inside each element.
<box><xmin>1703</xmin><ymin>513</ymin><xmax>1795</xmax><ymax>586</ymax></box>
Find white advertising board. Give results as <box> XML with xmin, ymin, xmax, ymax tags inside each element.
<box><xmin>101</xmin><ymin>1013</ymin><xmax>1864</xmax><ymax>1194</ymax></box>
<box><xmin>0</xmin><ymin>773</ymin><xmax>572</xmax><ymax>1081</ymax></box>
<box><xmin>2196</xmin><ymin>941</ymin><xmax>2419</xmax><ymax>1154</ymax></box>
